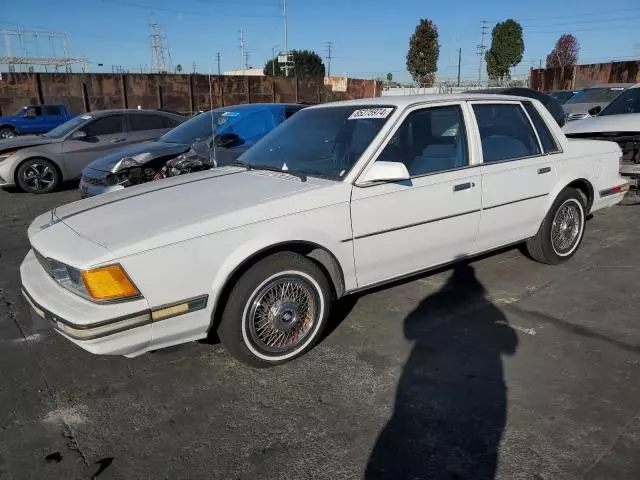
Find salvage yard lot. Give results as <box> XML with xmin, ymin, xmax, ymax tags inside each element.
<box><xmin>1</xmin><ymin>185</ymin><xmax>639</xmax><ymax>480</ymax></box>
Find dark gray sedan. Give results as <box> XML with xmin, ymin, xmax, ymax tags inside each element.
<box><xmin>0</xmin><ymin>109</ymin><xmax>184</xmax><ymax>193</ymax></box>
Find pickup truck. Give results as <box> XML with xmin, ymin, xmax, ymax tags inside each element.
<box><xmin>20</xmin><ymin>94</ymin><xmax>628</xmax><ymax>367</ymax></box>
<box><xmin>0</xmin><ymin>104</ymin><xmax>75</xmax><ymax>139</ymax></box>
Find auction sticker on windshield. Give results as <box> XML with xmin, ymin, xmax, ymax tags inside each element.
<box><xmin>348</xmin><ymin>108</ymin><xmax>393</xmax><ymax>120</ymax></box>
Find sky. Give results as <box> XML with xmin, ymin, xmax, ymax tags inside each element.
<box><xmin>2</xmin><ymin>0</ymin><xmax>640</xmax><ymax>83</ymax></box>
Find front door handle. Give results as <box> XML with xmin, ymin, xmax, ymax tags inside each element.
<box><xmin>538</xmin><ymin>167</ymin><xmax>551</xmax><ymax>174</ymax></box>
<box><xmin>453</xmin><ymin>182</ymin><xmax>474</xmax><ymax>192</ymax></box>
<box><xmin>110</xmin><ymin>138</ymin><xmax>126</xmax><ymax>143</ymax></box>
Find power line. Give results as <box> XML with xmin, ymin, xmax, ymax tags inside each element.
<box><xmin>100</xmin><ymin>0</ymin><xmax>281</xmax><ymax>18</ymax></box>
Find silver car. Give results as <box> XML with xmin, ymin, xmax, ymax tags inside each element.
<box><xmin>0</xmin><ymin>109</ymin><xmax>185</xmax><ymax>194</ymax></box>
<box><xmin>563</xmin><ymin>83</ymin><xmax>634</xmax><ymax>121</ymax></box>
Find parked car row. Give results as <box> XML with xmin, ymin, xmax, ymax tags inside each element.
<box><xmin>20</xmin><ymin>93</ymin><xmax>628</xmax><ymax>366</ymax></box>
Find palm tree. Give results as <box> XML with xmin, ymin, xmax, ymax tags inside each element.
<box><xmin>175</xmin><ymin>64</ymin><xmax>183</xmax><ymax>74</ymax></box>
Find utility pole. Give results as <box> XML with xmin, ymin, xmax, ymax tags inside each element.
<box><xmin>457</xmin><ymin>48</ymin><xmax>461</xmax><ymax>87</ymax></box>
<box><xmin>325</xmin><ymin>41</ymin><xmax>333</xmax><ymax>77</ymax></box>
<box><xmin>215</xmin><ymin>52</ymin><xmax>221</xmax><ymax>75</ymax></box>
<box><xmin>243</xmin><ymin>51</ymin><xmax>250</xmax><ymax>71</ymax></box>
<box><xmin>282</xmin><ymin>0</ymin><xmax>290</xmax><ymax>77</ymax></box>
<box><xmin>192</xmin><ymin>61</ymin><xmax>196</xmax><ymax>74</ymax></box>
<box><xmin>476</xmin><ymin>20</ymin><xmax>488</xmax><ymax>85</ymax></box>
<box><xmin>239</xmin><ymin>28</ymin><xmax>245</xmax><ymax>72</ymax></box>
<box><xmin>271</xmin><ymin>45</ymin><xmax>279</xmax><ymax>76</ymax></box>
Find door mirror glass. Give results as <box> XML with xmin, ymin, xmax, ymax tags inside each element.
<box><xmin>71</xmin><ymin>130</ymin><xmax>87</xmax><ymax>140</ymax></box>
<box><xmin>588</xmin><ymin>105</ymin><xmax>602</xmax><ymax>116</ymax></box>
<box><xmin>360</xmin><ymin>161</ymin><xmax>410</xmax><ymax>183</ymax></box>
<box><xmin>213</xmin><ymin>132</ymin><xmax>242</xmax><ymax>148</ymax></box>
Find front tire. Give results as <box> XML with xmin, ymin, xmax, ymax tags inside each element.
<box><xmin>0</xmin><ymin>127</ymin><xmax>17</xmax><ymax>139</ymax></box>
<box><xmin>16</xmin><ymin>158</ymin><xmax>60</xmax><ymax>194</ymax></box>
<box><xmin>525</xmin><ymin>188</ymin><xmax>586</xmax><ymax>264</ymax></box>
<box><xmin>218</xmin><ymin>252</ymin><xmax>332</xmax><ymax>367</ymax></box>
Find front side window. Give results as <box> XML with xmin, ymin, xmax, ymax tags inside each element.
<box><xmin>376</xmin><ymin>105</ymin><xmax>468</xmax><ymax>176</ymax></box>
<box><xmin>600</xmin><ymin>89</ymin><xmax>640</xmax><ymax>116</ymax></box>
<box><xmin>83</xmin><ymin>115</ymin><xmax>125</xmax><ymax>137</ymax></box>
<box><xmin>239</xmin><ymin>105</ymin><xmax>395</xmax><ymax>179</ymax></box>
<box><xmin>24</xmin><ymin>106</ymin><xmax>43</xmax><ymax>117</ymax></box>
<box><xmin>473</xmin><ymin>104</ymin><xmax>541</xmax><ymax>163</ymax></box>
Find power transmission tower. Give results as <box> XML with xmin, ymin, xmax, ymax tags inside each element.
<box><xmin>476</xmin><ymin>20</ymin><xmax>488</xmax><ymax>85</ymax></box>
<box><xmin>215</xmin><ymin>52</ymin><xmax>221</xmax><ymax>75</ymax></box>
<box><xmin>192</xmin><ymin>61</ymin><xmax>196</xmax><ymax>74</ymax></box>
<box><xmin>149</xmin><ymin>14</ymin><xmax>171</xmax><ymax>73</ymax></box>
<box><xmin>457</xmin><ymin>48</ymin><xmax>462</xmax><ymax>87</ymax></box>
<box><xmin>325</xmin><ymin>41</ymin><xmax>333</xmax><ymax>77</ymax></box>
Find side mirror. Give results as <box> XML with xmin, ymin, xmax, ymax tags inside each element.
<box><xmin>213</xmin><ymin>132</ymin><xmax>242</xmax><ymax>148</ymax></box>
<box><xmin>360</xmin><ymin>161</ymin><xmax>410</xmax><ymax>184</ymax></box>
<box><xmin>71</xmin><ymin>130</ymin><xmax>87</xmax><ymax>140</ymax></box>
<box><xmin>588</xmin><ymin>105</ymin><xmax>602</xmax><ymax>116</ymax></box>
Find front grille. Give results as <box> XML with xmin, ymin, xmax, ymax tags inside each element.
<box><xmin>567</xmin><ymin>113</ymin><xmax>587</xmax><ymax>121</ymax></box>
<box><xmin>83</xmin><ymin>176</ymin><xmax>105</xmax><ymax>186</ymax></box>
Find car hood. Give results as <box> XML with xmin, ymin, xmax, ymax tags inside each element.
<box><xmin>562</xmin><ymin>113</ymin><xmax>640</xmax><ymax>135</ymax></box>
<box><xmin>563</xmin><ymin>102</ymin><xmax>606</xmax><ymax>115</ymax></box>
<box><xmin>49</xmin><ymin>166</ymin><xmax>340</xmax><ymax>257</ymax></box>
<box><xmin>87</xmin><ymin>140</ymin><xmax>190</xmax><ymax>172</ymax></box>
<box><xmin>0</xmin><ymin>135</ymin><xmax>58</xmax><ymax>152</ymax></box>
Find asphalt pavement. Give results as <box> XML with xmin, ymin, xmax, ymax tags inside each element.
<box><xmin>1</xmin><ymin>184</ymin><xmax>639</xmax><ymax>480</ymax></box>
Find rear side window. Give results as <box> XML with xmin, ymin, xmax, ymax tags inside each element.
<box><xmin>83</xmin><ymin>115</ymin><xmax>125</xmax><ymax>136</ymax></box>
<box><xmin>45</xmin><ymin>106</ymin><xmax>62</xmax><ymax>115</ymax></box>
<box><xmin>523</xmin><ymin>102</ymin><xmax>560</xmax><ymax>153</ymax></box>
<box><xmin>162</xmin><ymin>116</ymin><xmax>182</xmax><ymax>128</ymax></box>
<box><xmin>473</xmin><ymin>104</ymin><xmax>541</xmax><ymax>163</ymax></box>
<box><xmin>129</xmin><ymin>113</ymin><xmax>165</xmax><ymax>131</ymax></box>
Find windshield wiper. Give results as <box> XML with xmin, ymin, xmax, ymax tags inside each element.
<box><xmin>250</xmin><ymin>164</ymin><xmax>307</xmax><ymax>182</ymax></box>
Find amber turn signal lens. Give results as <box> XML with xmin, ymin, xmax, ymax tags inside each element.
<box><xmin>81</xmin><ymin>264</ymin><xmax>139</xmax><ymax>301</ymax></box>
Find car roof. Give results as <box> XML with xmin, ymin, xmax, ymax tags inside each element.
<box><xmin>583</xmin><ymin>83</ymin><xmax>637</xmax><ymax>89</ymax></box>
<box><xmin>308</xmin><ymin>93</ymin><xmax>536</xmax><ymax>110</ymax></box>
<box><xmin>213</xmin><ymin>103</ymin><xmax>303</xmax><ymax>113</ymax></box>
<box><xmin>82</xmin><ymin>109</ymin><xmax>179</xmax><ymax>117</ymax></box>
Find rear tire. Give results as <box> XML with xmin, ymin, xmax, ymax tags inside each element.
<box><xmin>16</xmin><ymin>158</ymin><xmax>60</xmax><ymax>194</ymax></box>
<box><xmin>525</xmin><ymin>188</ymin><xmax>586</xmax><ymax>265</ymax></box>
<box><xmin>217</xmin><ymin>252</ymin><xmax>332</xmax><ymax>367</ymax></box>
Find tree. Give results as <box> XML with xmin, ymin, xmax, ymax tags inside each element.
<box><xmin>263</xmin><ymin>50</ymin><xmax>325</xmax><ymax>77</ymax></box>
<box><xmin>406</xmin><ymin>19</ymin><xmax>439</xmax><ymax>87</ymax></box>
<box><xmin>546</xmin><ymin>34</ymin><xmax>579</xmax><ymax>68</ymax></box>
<box><xmin>485</xmin><ymin>19</ymin><xmax>524</xmax><ymax>81</ymax></box>
<box><xmin>175</xmin><ymin>64</ymin><xmax>182</xmax><ymax>73</ymax></box>
<box><xmin>386</xmin><ymin>72</ymin><xmax>393</xmax><ymax>82</ymax></box>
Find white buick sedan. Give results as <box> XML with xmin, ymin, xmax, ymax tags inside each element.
<box><xmin>21</xmin><ymin>94</ymin><xmax>627</xmax><ymax>366</ymax></box>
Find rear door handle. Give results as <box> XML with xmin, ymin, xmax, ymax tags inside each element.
<box><xmin>110</xmin><ymin>138</ymin><xmax>126</xmax><ymax>143</ymax></box>
<box><xmin>453</xmin><ymin>182</ymin><xmax>474</xmax><ymax>192</ymax></box>
<box><xmin>538</xmin><ymin>167</ymin><xmax>551</xmax><ymax>174</ymax></box>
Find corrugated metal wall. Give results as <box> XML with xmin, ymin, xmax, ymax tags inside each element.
<box><xmin>0</xmin><ymin>73</ymin><xmax>382</xmax><ymax>115</ymax></box>
<box><xmin>530</xmin><ymin>61</ymin><xmax>640</xmax><ymax>91</ymax></box>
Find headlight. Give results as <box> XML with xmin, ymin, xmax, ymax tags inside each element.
<box><xmin>40</xmin><ymin>255</ymin><xmax>140</xmax><ymax>302</ymax></box>
<box><xmin>113</xmin><ymin>156</ymin><xmax>141</xmax><ymax>171</ymax></box>
<box><xmin>0</xmin><ymin>150</ymin><xmax>17</xmax><ymax>162</ymax></box>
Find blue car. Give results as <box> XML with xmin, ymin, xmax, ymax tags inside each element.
<box><xmin>80</xmin><ymin>103</ymin><xmax>306</xmax><ymax>197</ymax></box>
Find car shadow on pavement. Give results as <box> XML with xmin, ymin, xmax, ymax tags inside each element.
<box><xmin>365</xmin><ymin>263</ymin><xmax>519</xmax><ymax>480</ymax></box>
<box><xmin>2</xmin><ymin>180</ymin><xmax>79</xmax><ymax>194</ymax></box>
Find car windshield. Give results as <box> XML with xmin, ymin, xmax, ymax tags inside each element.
<box><xmin>159</xmin><ymin>108</ymin><xmax>248</xmax><ymax>144</ymax></box>
<box><xmin>41</xmin><ymin>115</ymin><xmax>87</xmax><ymax>138</ymax></box>
<box><xmin>238</xmin><ymin>105</ymin><xmax>395</xmax><ymax>180</ymax></box>
<box><xmin>600</xmin><ymin>88</ymin><xmax>640</xmax><ymax>116</ymax></box>
<box><xmin>566</xmin><ymin>87</ymin><xmax>625</xmax><ymax>104</ymax></box>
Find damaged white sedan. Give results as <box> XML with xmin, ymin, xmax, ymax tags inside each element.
<box><xmin>21</xmin><ymin>94</ymin><xmax>628</xmax><ymax>366</ymax></box>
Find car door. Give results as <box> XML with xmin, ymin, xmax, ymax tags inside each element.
<box><xmin>20</xmin><ymin>106</ymin><xmax>45</xmax><ymax>134</ymax></box>
<box><xmin>61</xmin><ymin>113</ymin><xmax>127</xmax><ymax>179</ymax></box>
<box><xmin>350</xmin><ymin>103</ymin><xmax>482</xmax><ymax>288</ymax></box>
<box><xmin>469</xmin><ymin>101</ymin><xmax>557</xmax><ymax>252</ymax></box>
<box><xmin>127</xmin><ymin>112</ymin><xmax>173</xmax><ymax>143</ymax></box>
<box><xmin>43</xmin><ymin>105</ymin><xmax>64</xmax><ymax>132</ymax></box>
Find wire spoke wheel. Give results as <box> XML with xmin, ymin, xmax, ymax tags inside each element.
<box><xmin>22</xmin><ymin>163</ymin><xmax>55</xmax><ymax>191</ymax></box>
<box><xmin>551</xmin><ymin>200</ymin><xmax>583</xmax><ymax>256</ymax></box>
<box><xmin>246</xmin><ymin>275</ymin><xmax>320</xmax><ymax>354</ymax></box>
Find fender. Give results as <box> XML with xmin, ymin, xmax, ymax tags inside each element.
<box><xmin>209</xmin><ymin>226</ymin><xmax>356</xmax><ymax>316</ymax></box>
<box><xmin>544</xmin><ymin>174</ymin><xmax>595</xmax><ymax>216</ymax></box>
